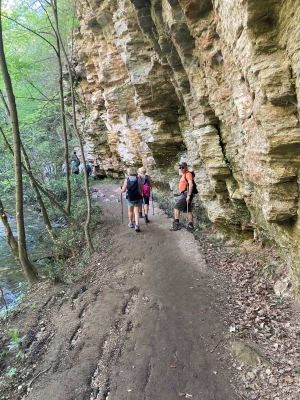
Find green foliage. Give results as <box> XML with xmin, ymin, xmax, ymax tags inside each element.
<box><xmin>0</xmin><ymin>0</ymin><xmax>78</xmax><ymax>198</ymax></box>
<box><xmin>153</xmin><ymin>192</ymin><xmax>174</xmax><ymax>217</ymax></box>
<box><xmin>0</xmin><ymin>307</ymin><xmax>14</xmax><ymax>321</ymax></box>
<box><xmin>16</xmin><ymin>282</ymin><xmax>30</xmax><ymax>303</ymax></box>
<box><xmin>6</xmin><ymin>367</ymin><xmax>18</xmax><ymax>378</ymax></box>
<box><xmin>45</xmin><ymin>259</ymin><xmax>65</xmax><ymax>283</ymax></box>
<box><xmin>0</xmin><ymin>0</ymin><xmax>97</xmax><ymax>292</ymax></box>
<box><xmin>7</xmin><ymin>329</ymin><xmax>26</xmax><ymax>359</ymax></box>
<box><xmin>43</xmin><ymin>186</ymin><xmax>102</xmax><ymax>282</ymax></box>
<box><xmin>258</xmin><ymin>254</ymin><xmax>278</xmax><ymax>277</ymax></box>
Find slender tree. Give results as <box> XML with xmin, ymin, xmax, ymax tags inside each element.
<box><xmin>0</xmin><ymin>0</ymin><xmax>38</xmax><ymax>284</ymax></box>
<box><xmin>48</xmin><ymin>0</ymin><xmax>94</xmax><ymax>254</ymax></box>
<box><xmin>0</xmin><ymin>198</ymin><xmax>18</xmax><ymax>257</ymax></box>
<box><xmin>0</xmin><ymin>95</ymin><xmax>58</xmax><ymax>242</ymax></box>
<box><xmin>0</xmin><ymin>127</ymin><xmax>75</xmax><ymax>225</ymax></box>
<box><xmin>2</xmin><ymin>8</ymin><xmax>73</xmax><ymax>215</ymax></box>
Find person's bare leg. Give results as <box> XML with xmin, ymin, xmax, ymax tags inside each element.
<box><xmin>174</xmin><ymin>208</ymin><xmax>180</xmax><ymax>219</ymax></box>
<box><xmin>134</xmin><ymin>207</ymin><xmax>140</xmax><ymax>226</ymax></box>
<box><xmin>128</xmin><ymin>206</ymin><xmax>134</xmax><ymax>224</ymax></box>
<box><xmin>138</xmin><ymin>205</ymin><xmax>142</xmax><ymax>217</ymax></box>
<box><xmin>188</xmin><ymin>211</ymin><xmax>193</xmax><ymax>223</ymax></box>
<box><xmin>144</xmin><ymin>204</ymin><xmax>149</xmax><ymax>215</ymax></box>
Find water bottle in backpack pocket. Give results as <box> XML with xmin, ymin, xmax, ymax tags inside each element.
<box><xmin>126</xmin><ymin>177</ymin><xmax>142</xmax><ymax>202</ymax></box>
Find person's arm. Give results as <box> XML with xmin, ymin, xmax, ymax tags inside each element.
<box><xmin>186</xmin><ymin>174</ymin><xmax>193</xmax><ymax>203</ymax></box>
<box><xmin>121</xmin><ymin>179</ymin><xmax>127</xmax><ymax>192</ymax></box>
<box><xmin>139</xmin><ymin>177</ymin><xmax>144</xmax><ymax>194</ymax></box>
<box><xmin>148</xmin><ymin>175</ymin><xmax>153</xmax><ymax>188</ymax></box>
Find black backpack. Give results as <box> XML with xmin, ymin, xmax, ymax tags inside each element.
<box><xmin>185</xmin><ymin>171</ymin><xmax>198</xmax><ymax>195</ymax></box>
<box><xmin>126</xmin><ymin>177</ymin><xmax>142</xmax><ymax>201</ymax></box>
<box><xmin>71</xmin><ymin>153</ymin><xmax>80</xmax><ymax>166</ymax></box>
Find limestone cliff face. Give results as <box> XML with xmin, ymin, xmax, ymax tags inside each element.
<box><xmin>73</xmin><ymin>0</ymin><xmax>300</xmax><ymax>280</ymax></box>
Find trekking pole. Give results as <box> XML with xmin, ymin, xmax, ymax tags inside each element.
<box><xmin>151</xmin><ymin>190</ymin><xmax>154</xmax><ymax>216</ymax></box>
<box><xmin>187</xmin><ymin>196</ymin><xmax>189</xmax><ymax>228</ymax></box>
<box><xmin>120</xmin><ymin>189</ymin><xmax>123</xmax><ymax>224</ymax></box>
<box><xmin>186</xmin><ymin>183</ymin><xmax>189</xmax><ymax>228</ymax></box>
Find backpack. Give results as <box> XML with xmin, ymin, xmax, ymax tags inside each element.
<box><xmin>71</xmin><ymin>153</ymin><xmax>80</xmax><ymax>166</ymax></box>
<box><xmin>75</xmin><ymin>156</ymin><xmax>80</xmax><ymax>166</ymax></box>
<box><xmin>185</xmin><ymin>171</ymin><xmax>198</xmax><ymax>195</ymax></box>
<box><xmin>126</xmin><ymin>177</ymin><xmax>142</xmax><ymax>202</ymax></box>
<box><xmin>71</xmin><ymin>161</ymin><xmax>79</xmax><ymax>172</ymax></box>
<box><xmin>141</xmin><ymin>175</ymin><xmax>151</xmax><ymax>197</ymax></box>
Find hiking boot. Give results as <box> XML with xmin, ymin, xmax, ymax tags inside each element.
<box><xmin>144</xmin><ymin>215</ymin><xmax>150</xmax><ymax>223</ymax></box>
<box><xmin>128</xmin><ymin>223</ymin><xmax>134</xmax><ymax>228</ymax></box>
<box><xmin>135</xmin><ymin>224</ymin><xmax>141</xmax><ymax>232</ymax></box>
<box><xmin>169</xmin><ymin>221</ymin><xmax>181</xmax><ymax>231</ymax></box>
<box><xmin>187</xmin><ymin>222</ymin><xmax>195</xmax><ymax>232</ymax></box>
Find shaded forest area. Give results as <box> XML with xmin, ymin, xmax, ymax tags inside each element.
<box><xmin>0</xmin><ymin>0</ymin><xmax>98</xmax><ymax>297</ymax></box>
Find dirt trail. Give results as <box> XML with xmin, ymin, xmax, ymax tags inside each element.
<box><xmin>1</xmin><ymin>183</ymin><xmax>240</xmax><ymax>400</ymax></box>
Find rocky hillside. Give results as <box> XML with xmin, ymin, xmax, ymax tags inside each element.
<box><xmin>72</xmin><ymin>0</ymin><xmax>300</xmax><ymax>281</ymax></box>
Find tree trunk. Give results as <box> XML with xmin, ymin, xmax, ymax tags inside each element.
<box><xmin>20</xmin><ymin>141</ymin><xmax>58</xmax><ymax>242</ymax></box>
<box><xmin>0</xmin><ymin>126</ymin><xmax>75</xmax><ymax>225</ymax></box>
<box><xmin>0</xmin><ymin>105</ymin><xmax>58</xmax><ymax>242</ymax></box>
<box><xmin>0</xmin><ymin>198</ymin><xmax>19</xmax><ymax>257</ymax></box>
<box><xmin>0</xmin><ymin>4</ymin><xmax>38</xmax><ymax>284</ymax></box>
<box><xmin>51</xmin><ymin>0</ymin><xmax>94</xmax><ymax>254</ymax></box>
<box><xmin>42</xmin><ymin>0</ymin><xmax>72</xmax><ymax>214</ymax></box>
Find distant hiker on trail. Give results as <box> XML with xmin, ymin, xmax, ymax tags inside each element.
<box><xmin>61</xmin><ymin>162</ymin><xmax>66</xmax><ymax>177</ymax></box>
<box><xmin>86</xmin><ymin>163</ymin><xmax>92</xmax><ymax>176</ymax></box>
<box><xmin>44</xmin><ymin>164</ymin><xmax>50</xmax><ymax>179</ymax></box>
<box><xmin>71</xmin><ymin>160</ymin><xmax>79</xmax><ymax>175</ymax></box>
<box><xmin>51</xmin><ymin>163</ymin><xmax>57</xmax><ymax>175</ymax></box>
<box><xmin>170</xmin><ymin>161</ymin><xmax>195</xmax><ymax>232</ymax></box>
<box><xmin>121</xmin><ymin>167</ymin><xmax>143</xmax><ymax>232</ymax></box>
<box><xmin>70</xmin><ymin>151</ymin><xmax>80</xmax><ymax>167</ymax></box>
<box><xmin>138</xmin><ymin>166</ymin><xmax>153</xmax><ymax>223</ymax></box>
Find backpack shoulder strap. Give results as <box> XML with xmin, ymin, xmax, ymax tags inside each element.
<box><xmin>184</xmin><ymin>171</ymin><xmax>193</xmax><ymax>182</ymax></box>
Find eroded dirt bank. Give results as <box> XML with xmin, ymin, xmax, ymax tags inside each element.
<box><xmin>1</xmin><ymin>183</ymin><xmax>300</xmax><ymax>400</ymax></box>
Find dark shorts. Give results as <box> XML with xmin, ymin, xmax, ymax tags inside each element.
<box><xmin>143</xmin><ymin>196</ymin><xmax>150</xmax><ymax>205</ymax></box>
<box><xmin>174</xmin><ymin>192</ymin><xmax>193</xmax><ymax>213</ymax></box>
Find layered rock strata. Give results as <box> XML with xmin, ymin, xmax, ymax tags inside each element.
<box><xmin>73</xmin><ymin>0</ymin><xmax>300</xmax><ymax>281</ymax></box>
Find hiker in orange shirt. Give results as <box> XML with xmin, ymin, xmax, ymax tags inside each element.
<box><xmin>170</xmin><ymin>161</ymin><xmax>194</xmax><ymax>232</ymax></box>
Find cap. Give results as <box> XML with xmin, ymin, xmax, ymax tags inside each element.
<box><xmin>179</xmin><ymin>161</ymin><xmax>187</xmax><ymax>167</ymax></box>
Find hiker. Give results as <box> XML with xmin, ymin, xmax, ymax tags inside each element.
<box><xmin>121</xmin><ymin>167</ymin><xmax>143</xmax><ymax>232</ymax></box>
<box><xmin>138</xmin><ymin>166</ymin><xmax>153</xmax><ymax>223</ymax></box>
<box><xmin>51</xmin><ymin>163</ymin><xmax>57</xmax><ymax>175</ymax></box>
<box><xmin>71</xmin><ymin>160</ymin><xmax>79</xmax><ymax>175</ymax></box>
<box><xmin>61</xmin><ymin>162</ymin><xmax>66</xmax><ymax>177</ymax></box>
<box><xmin>44</xmin><ymin>165</ymin><xmax>50</xmax><ymax>179</ymax></box>
<box><xmin>170</xmin><ymin>161</ymin><xmax>194</xmax><ymax>232</ymax></box>
<box><xmin>70</xmin><ymin>151</ymin><xmax>80</xmax><ymax>167</ymax></box>
<box><xmin>86</xmin><ymin>163</ymin><xmax>92</xmax><ymax>176</ymax></box>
